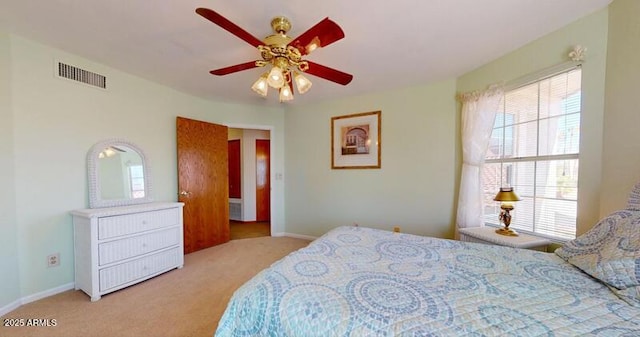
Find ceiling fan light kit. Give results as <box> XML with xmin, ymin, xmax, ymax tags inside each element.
<box><xmin>267</xmin><ymin>62</ymin><xmax>286</xmax><ymax>88</ymax></box>
<box><xmin>196</xmin><ymin>8</ymin><xmax>353</xmax><ymax>102</ymax></box>
<box><xmin>251</xmin><ymin>73</ymin><xmax>269</xmax><ymax>97</ymax></box>
<box><xmin>279</xmin><ymin>83</ymin><xmax>294</xmax><ymax>102</ymax></box>
<box><xmin>294</xmin><ymin>71</ymin><xmax>312</xmax><ymax>94</ymax></box>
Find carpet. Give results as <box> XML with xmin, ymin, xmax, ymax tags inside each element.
<box><xmin>0</xmin><ymin>236</ymin><xmax>310</xmax><ymax>337</ymax></box>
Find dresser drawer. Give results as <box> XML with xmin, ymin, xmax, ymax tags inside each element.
<box><xmin>98</xmin><ymin>208</ymin><xmax>179</xmax><ymax>239</ymax></box>
<box><xmin>99</xmin><ymin>247</ymin><xmax>180</xmax><ymax>292</ymax></box>
<box><xmin>98</xmin><ymin>227</ymin><xmax>180</xmax><ymax>265</ymax></box>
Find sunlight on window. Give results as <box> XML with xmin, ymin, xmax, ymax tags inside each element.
<box><xmin>483</xmin><ymin>68</ymin><xmax>581</xmax><ymax>240</ymax></box>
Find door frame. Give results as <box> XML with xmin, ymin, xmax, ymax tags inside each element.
<box><xmin>225</xmin><ymin>123</ymin><xmax>275</xmax><ymax>236</ymax></box>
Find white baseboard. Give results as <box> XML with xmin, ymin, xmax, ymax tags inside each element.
<box><xmin>0</xmin><ymin>282</ymin><xmax>75</xmax><ymax>316</ymax></box>
<box><xmin>0</xmin><ymin>299</ymin><xmax>22</xmax><ymax>317</ymax></box>
<box><xmin>21</xmin><ymin>282</ymin><xmax>75</xmax><ymax>304</ymax></box>
<box><xmin>272</xmin><ymin>232</ymin><xmax>317</xmax><ymax>241</ymax></box>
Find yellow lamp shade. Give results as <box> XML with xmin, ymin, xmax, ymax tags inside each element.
<box><xmin>493</xmin><ymin>187</ymin><xmax>521</xmax><ymax>202</ymax></box>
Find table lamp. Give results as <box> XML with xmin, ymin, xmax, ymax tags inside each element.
<box><xmin>493</xmin><ymin>187</ymin><xmax>521</xmax><ymax>236</ymax></box>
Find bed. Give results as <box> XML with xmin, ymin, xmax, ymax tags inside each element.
<box><xmin>215</xmin><ymin>196</ymin><xmax>640</xmax><ymax>336</ymax></box>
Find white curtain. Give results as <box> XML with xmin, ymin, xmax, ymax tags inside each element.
<box><xmin>456</xmin><ymin>85</ymin><xmax>504</xmax><ymax>234</ymax></box>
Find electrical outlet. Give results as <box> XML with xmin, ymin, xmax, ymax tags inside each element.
<box><xmin>47</xmin><ymin>253</ymin><xmax>60</xmax><ymax>267</ymax></box>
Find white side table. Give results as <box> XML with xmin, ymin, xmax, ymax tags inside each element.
<box><xmin>458</xmin><ymin>226</ymin><xmax>550</xmax><ymax>252</ymax></box>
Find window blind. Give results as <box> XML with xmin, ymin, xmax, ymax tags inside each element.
<box><xmin>483</xmin><ymin>68</ymin><xmax>582</xmax><ymax>241</ymax></box>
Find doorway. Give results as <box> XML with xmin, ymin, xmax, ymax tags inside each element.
<box><xmin>227</xmin><ymin>128</ymin><xmax>271</xmax><ymax>240</ymax></box>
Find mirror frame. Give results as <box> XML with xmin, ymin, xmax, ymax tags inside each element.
<box><xmin>87</xmin><ymin>138</ymin><xmax>154</xmax><ymax>208</ymax></box>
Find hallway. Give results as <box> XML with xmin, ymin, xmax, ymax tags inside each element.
<box><xmin>230</xmin><ymin>220</ymin><xmax>270</xmax><ymax>240</ymax></box>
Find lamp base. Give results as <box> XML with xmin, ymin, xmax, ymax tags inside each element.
<box><xmin>495</xmin><ymin>227</ymin><xmax>519</xmax><ymax>237</ymax></box>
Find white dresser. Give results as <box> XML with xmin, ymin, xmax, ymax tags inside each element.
<box><xmin>71</xmin><ymin>202</ymin><xmax>184</xmax><ymax>301</ymax></box>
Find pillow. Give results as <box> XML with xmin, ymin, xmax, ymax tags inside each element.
<box><xmin>627</xmin><ymin>181</ymin><xmax>640</xmax><ymax>211</ymax></box>
<box><xmin>555</xmin><ymin>210</ymin><xmax>640</xmax><ymax>306</ymax></box>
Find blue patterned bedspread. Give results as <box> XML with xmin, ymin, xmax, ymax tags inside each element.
<box><xmin>215</xmin><ymin>226</ymin><xmax>640</xmax><ymax>336</ymax></box>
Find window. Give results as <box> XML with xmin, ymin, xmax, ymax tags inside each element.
<box><xmin>483</xmin><ymin>68</ymin><xmax>581</xmax><ymax>241</ymax></box>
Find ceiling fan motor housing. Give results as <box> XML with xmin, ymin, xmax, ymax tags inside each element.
<box><xmin>260</xmin><ymin>19</ymin><xmax>307</xmax><ymax>73</ymax></box>
<box><xmin>270</xmin><ymin>16</ymin><xmax>291</xmax><ymax>34</ymax></box>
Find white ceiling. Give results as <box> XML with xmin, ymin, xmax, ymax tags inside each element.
<box><xmin>0</xmin><ymin>0</ymin><xmax>611</xmax><ymax>106</ymax></box>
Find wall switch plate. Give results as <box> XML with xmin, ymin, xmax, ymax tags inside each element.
<box><xmin>47</xmin><ymin>253</ymin><xmax>60</xmax><ymax>267</ymax></box>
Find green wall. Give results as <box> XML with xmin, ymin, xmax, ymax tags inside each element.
<box><xmin>601</xmin><ymin>0</ymin><xmax>640</xmax><ymax>215</ymax></box>
<box><xmin>3</xmin><ymin>35</ymin><xmax>285</xmax><ymax>310</ymax></box>
<box><xmin>456</xmin><ymin>8</ymin><xmax>609</xmax><ymax>236</ymax></box>
<box><xmin>285</xmin><ymin>80</ymin><xmax>458</xmax><ymax>238</ymax></box>
<box><xmin>0</xmin><ymin>34</ymin><xmax>21</xmax><ymax>309</ymax></box>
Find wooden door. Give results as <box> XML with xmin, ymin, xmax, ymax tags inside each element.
<box><xmin>256</xmin><ymin>139</ymin><xmax>270</xmax><ymax>222</ymax></box>
<box><xmin>177</xmin><ymin>117</ymin><xmax>229</xmax><ymax>254</ymax></box>
<box><xmin>228</xmin><ymin>139</ymin><xmax>241</xmax><ymax>199</ymax></box>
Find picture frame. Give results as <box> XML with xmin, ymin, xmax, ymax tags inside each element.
<box><xmin>331</xmin><ymin>111</ymin><xmax>381</xmax><ymax>169</ymax></box>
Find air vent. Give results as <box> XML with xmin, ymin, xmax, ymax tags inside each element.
<box><xmin>57</xmin><ymin>62</ymin><xmax>106</xmax><ymax>89</ymax></box>
<box><xmin>229</xmin><ymin>201</ymin><xmax>242</xmax><ymax>221</ymax></box>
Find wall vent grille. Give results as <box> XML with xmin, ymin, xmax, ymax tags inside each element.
<box><xmin>57</xmin><ymin>62</ymin><xmax>106</xmax><ymax>89</ymax></box>
<box><xmin>229</xmin><ymin>201</ymin><xmax>242</xmax><ymax>221</ymax></box>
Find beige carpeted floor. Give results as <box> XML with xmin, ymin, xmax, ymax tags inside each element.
<box><xmin>0</xmin><ymin>236</ymin><xmax>310</xmax><ymax>337</ymax></box>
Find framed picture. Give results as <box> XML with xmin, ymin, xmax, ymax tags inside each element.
<box><xmin>331</xmin><ymin>111</ymin><xmax>381</xmax><ymax>169</ymax></box>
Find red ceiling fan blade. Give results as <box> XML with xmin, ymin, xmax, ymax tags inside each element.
<box><xmin>210</xmin><ymin>61</ymin><xmax>259</xmax><ymax>76</ymax></box>
<box><xmin>196</xmin><ymin>8</ymin><xmax>264</xmax><ymax>48</ymax></box>
<box><xmin>289</xmin><ymin>18</ymin><xmax>345</xmax><ymax>56</ymax></box>
<box><xmin>304</xmin><ymin>61</ymin><xmax>353</xmax><ymax>85</ymax></box>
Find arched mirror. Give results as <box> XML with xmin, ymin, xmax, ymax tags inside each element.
<box><xmin>87</xmin><ymin>139</ymin><xmax>153</xmax><ymax>208</ymax></box>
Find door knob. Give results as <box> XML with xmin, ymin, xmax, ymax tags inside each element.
<box><xmin>179</xmin><ymin>190</ymin><xmax>191</xmax><ymax>196</ymax></box>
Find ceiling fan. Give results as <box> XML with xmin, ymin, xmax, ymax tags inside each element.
<box><xmin>195</xmin><ymin>8</ymin><xmax>353</xmax><ymax>102</ymax></box>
